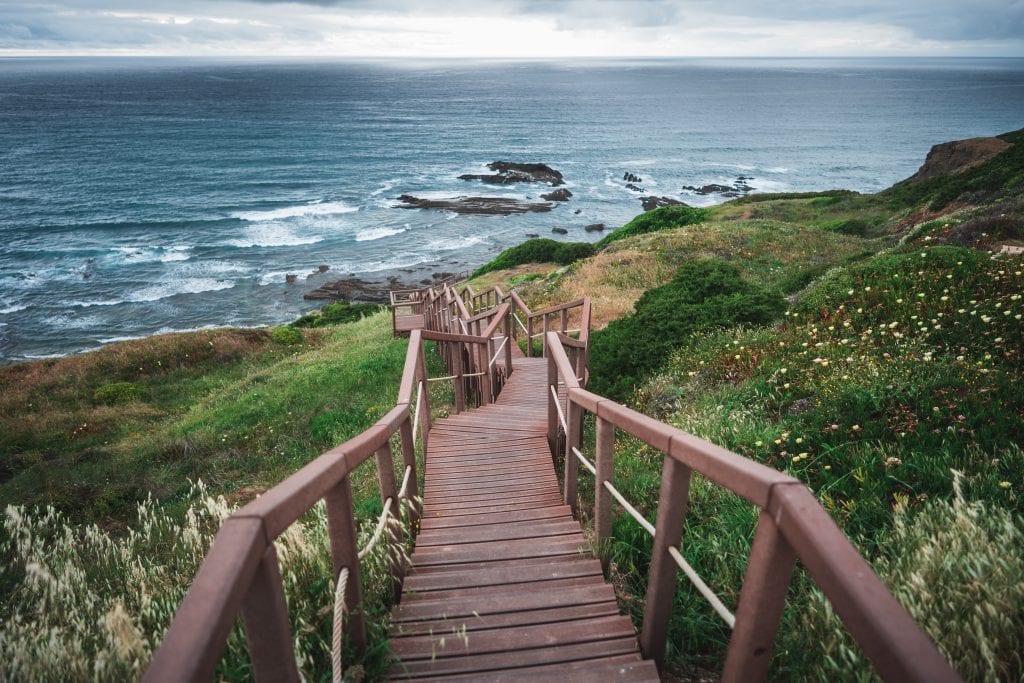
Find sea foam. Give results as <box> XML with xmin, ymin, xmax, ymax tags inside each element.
<box><xmin>355</xmin><ymin>226</ymin><xmax>406</xmax><ymax>242</ymax></box>
<box><xmin>232</xmin><ymin>201</ymin><xmax>358</xmax><ymax>222</ymax></box>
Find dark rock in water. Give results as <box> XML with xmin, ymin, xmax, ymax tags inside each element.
<box><xmin>696</xmin><ymin>184</ymin><xmax>735</xmax><ymax>195</ymax></box>
<box><xmin>397</xmin><ymin>194</ymin><xmax>554</xmax><ymax>215</ymax></box>
<box><xmin>525</xmin><ymin>232</ymin><xmax>540</xmax><ymax>238</ymax></box>
<box><xmin>420</xmin><ymin>279</ymin><xmax>433</xmax><ymax>285</ymax></box>
<box><xmin>573</xmin><ymin>209</ymin><xmax>582</xmax><ymax>214</ymax></box>
<box><xmin>737</xmin><ymin>175</ymin><xmax>753</xmax><ymax>181</ymax></box>
<box><xmin>318</xmin><ymin>264</ymin><xmax>330</xmax><ymax>273</ymax></box>
<box><xmin>458</xmin><ymin>161</ymin><xmax>565</xmax><ymax>186</ymax></box>
<box><xmin>432</xmin><ymin>272</ymin><xmax>456</xmax><ymax>281</ymax></box>
<box><xmin>625</xmin><ymin>183</ymin><xmax>645</xmax><ymax>192</ymax></box>
<box><xmin>584</xmin><ymin>223</ymin><xmax>606</xmax><ymax>232</ymax></box>
<box><xmin>286</xmin><ymin>274</ymin><xmax>298</xmax><ymax>283</ymax></box>
<box><xmin>641</xmin><ymin>196</ymin><xmax>688</xmax><ymax>212</ymax></box>
<box><xmin>623</xmin><ymin>172</ymin><xmax>643</xmax><ymax>183</ymax></box>
<box><xmin>541</xmin><ymin>188</ymin><xmax>573</xmax><ymax>201</ymax></box>
<box><xmin>682</xmin><ymin>180</ymin><xmax>756</xmax><ymax>196</ymax></box>
<box><xmin>551</xmin><ymin>227</ymin><xmax>569</xmax><ymax>235</ymax></box>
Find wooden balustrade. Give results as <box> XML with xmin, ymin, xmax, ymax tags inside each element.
<box><xmin>543</xmin><ymin>331</ymin><xmax>960</xmax><ymax>682</ymax></box>
<box><xmin>144</xmin><ymin>286</ymin><xmax>506</xmax><ymax>681</ymax></box>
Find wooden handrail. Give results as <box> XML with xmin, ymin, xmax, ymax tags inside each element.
<box><xmin>543</xmin><ymin>331</ymin><xmax>960</xmax><ymax>682</ymax></box>
<box><xmin>146</xmin><ymin>319</ymin><xmax>443</xmax><ymax>681</ymax></box>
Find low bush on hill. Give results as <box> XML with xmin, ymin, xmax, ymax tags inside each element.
<box><xmin>595</xmin><ymin>205</ymin><xmax>711</xmax><ymax>248</ymax></box>
<box><xmin>588</xmin><ymin>259</ymin><xmax>786</xmax><ymax>400</ymax></box>
<box><xmin>471</xmin><ymin>239</ymin><xmax>594</xmax><ymax>277</ymax></box>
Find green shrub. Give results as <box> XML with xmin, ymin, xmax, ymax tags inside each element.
<box><xmin>293</xmin><ymin>301</ymin><xmax>381</xmax><ymax>328</ymax></box>
<box><xmin>595</xmin><ymin>205</ymin><xmax>711</xmax><ymax>248</ymax></box>
<box><xmin>472</xmin><ymin>239</ymin><xmax>595</xmax><ymax>277</ymax></box>
<box><xmin>816</xmin><ymin>218</ymin><xmax>870</xmax><ymax>236</ymax></box>
<box><xmin>92</xmin><ymin>381</ymin><xmax>145</xmax><ymax>406</ymax></box>
<box><xmin>269</xmin><ymin>325</ymin><xmax>304</xmax><ymax>346</ymax></box>
<box><xmin>589</xmin><ymin>260</ymin><xmax>786</xmax><ymax>400</ymax></box>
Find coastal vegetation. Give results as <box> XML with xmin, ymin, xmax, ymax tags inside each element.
<box><xmin>2</xmin><ymin>129</ymin><xmax>1023</xmax><ymax>680</ymax></box>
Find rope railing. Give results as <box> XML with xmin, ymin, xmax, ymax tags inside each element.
<box><xmin>543</xmin><ymin>330</ymin><xmax>960</xmax><ymax>682</ymax></box>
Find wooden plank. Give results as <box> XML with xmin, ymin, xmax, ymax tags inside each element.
<box><xmin>412</xmin><ymin>656</ymin><xmax>657</xmax><ymax>683</ymax></box>
<box><xmin>415</xmin><ymin>519</ymin><xmax>580</xmax><ymax>546</ymax></box>
<box><xmin>388</xmin><ymin>637</ymin><xmax>642</xmax><ymax>678</ymax></box>
<box><xmin>390</xmin><ymin>603</ymin><xmax>620</xmax><ymax>637</ymax></box>
<box><xmin>418</xmin><ymin>505</ymin><xmax>571</xmax><ymax>530</ymax></box>
<box><xmin>393</xmin><ymin>583</ymin><xmax>616</xmax><ymax>622</ymax></box>
<box><xmin>409</xmin><ymin>535</ymin><xmax>585</xmax><ymax>566</ymax></box>
<box><xmin>400</xmin><ymin>575</ymin><xmax>612</xmax><ymax>604</ymax></box>
<box><xmin>390</xmin><ymin>615</ymin><xmax>637</xmax><ymax>660</ymax></box>
<box><xmin>403</xmin><ymin>557</ymin><xmax>603</xmax><ymax>593</ymax></box>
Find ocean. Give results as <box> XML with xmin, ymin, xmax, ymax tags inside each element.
<box><xmin>1</xmin><ymin>57</ymin><xmax>1022</xmax><ymax>362</ymax></box>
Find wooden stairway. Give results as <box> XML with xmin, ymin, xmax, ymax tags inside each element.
<box><xmin>387</xmin><ymin>349</ymin><xmax>659</xmax><ymax>681</ymax></box>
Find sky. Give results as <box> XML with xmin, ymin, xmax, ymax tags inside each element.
<box><xmin>0</xmin><ymin>0</ymin><xmax>1022</xmax><ymax>58</ymax></box>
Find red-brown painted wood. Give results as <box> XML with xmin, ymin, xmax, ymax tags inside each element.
<box><xmin>387</xmin><ymin>355</ymin><xmax>657</xmax><ymax>681</ymax></box>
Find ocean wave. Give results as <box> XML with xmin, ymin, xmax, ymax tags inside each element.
<box><xmin>355</xmin><ymin>226</ymin><xmax>406</xmax><ymax>242</ymax></box>
<box><xmin>225</xmin><ymin>223</ymin><xmax>325</xmax><ymax>248</ymax></box>
<box><xmin>129</xmin><ymin>278</ymin><xmax>236</xmax><ymax>303</ymax></box>
<box><xmin>0</xmin><ymin>304</ymin><xmax>28</xmax><ymax>314</ymax></box>
<box><xmin>109</xmin><ymin>245</ymin><xmax>192</xmax><ymax>264</ymax></box>
<box><xmin>65</xmin><ymin>278</ymin><xmax>237</xmax><ymax>308</ymax></box>
<box><xmin>369</xmin><ymin>179</ymin><xmax>401</xmax><ymax>197</ymax></box>
<box><xmin>424</xmin><ymin>236</ymin><xmax>484</xmax><ymax>252</ymax></box>
<box><xmin>232</xmin><ymin>201</ymin><xmax>358</xmax><ymax>222</ymax></box>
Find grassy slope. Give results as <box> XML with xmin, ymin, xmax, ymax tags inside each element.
<box><xmin>0</xmin><ymin>313</ymin><xmax>410</xmax><ymax>523</ymax></box>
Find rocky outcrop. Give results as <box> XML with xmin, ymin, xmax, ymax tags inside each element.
<box><xmin>909</xmin><ymin>136</ymin><xmax>1012</xmax><ymax>183</ymax></box>
<box><xmin>305</xmin><ymin>271</ymin><xmax>454</xmax><ymax>303</ymax></box>
<box><xmin>397</xmin><ymin>194</ymin><xmax>554</xmax><ymax>215</ymax></box>
<box><xmin>551</xmin><ymin>227</ymin><xmax>568</xmax><ymax>235</ymax></box>
<box><xmin>623</xmin><ymin>172</ymin><xmax>643</xmax><ymax>183</ymax></box>
<box><xmin>584</xmin><ymin>223</ymin><xmax>605</xmax><ymax>232</ymax></box>
<box><xmin>641</xmin><ymin>196</ymin><xmax>688</xmax><ymax>212</ymax></box>
<box><xmin>541</xmin><ymin>188</ymin><xmax>573</xmax><ymax>201</ymax></box>
<box><xmin>459</xmin><ymin>161</ymin><xmax>565</xmax><ymax>186</ymax></box>
<box><xmin>682</xmin><ymin>177</ymin><xmax>757</xmax><ymax>198</ymax></box>
<box><xmin>625</xmin><ymin>183</ymin><xmax>645</xmax><ymax>192</ymax></box>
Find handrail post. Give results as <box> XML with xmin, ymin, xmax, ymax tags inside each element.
<box><xmin>375</xmin><ymin>441</ymin><xmax>402</xmax><ymax>597</ymax></box>
<box><xmin>416</xmin><ymin>343</ymin><xmax>432</xmax><ymax>436</ymax></box>
<box><xmin>324</xmin><ymin>477</ymin><xmax>367</xmax><ymax>654</ymax></box>
<box><xmin>561</xmin><ymin>307</ymin><xmax>568</xmax><ymax>334</ymax></box>
<box><xmin>564</xmin><ymin>399</ymin><xmax>582</xmax><ymax>516</ymax></box>
<box><xmin>453</xmin><ymin>341</ymin><xmax>465</xmax><ymax>413</ymax></box>
<box><xmin>527</xmin><ymin>316</ymin><xmax>534</xmax><ymax>357</ymax></box>
<box><xmin>547</xmin><ymin>350</ymin><xmax>558</xmax><ymax>455</ymax></box>
<box><xmin>722</xmin><ymin>511</ymin><xmax>796</xmax><ymax>682</ymax></box>
<box><xmin>398</xmin><ymin>416</ymin><xmax>420</xmax><ymax>529</ymax></box>
<box><xmin>640</xmin><ymin>456</ymin><xmax>693</xmax><ymax>670</ymax></box>
<box><xmin>542</xmin><ymin>314</ymin><xmax>549</xmax><ymax>358</ymax></box>
<box><xmin>479</xmin><ymin>340</ymin><xmax>492</xmax><ymax>406</ymax></box>
<box><xmin>504</xmin><ymin>312</ymin><xmax>513</xmax><ymax>377</ymax></box>
<box><xmin>241</xmin><ymin>544</ymin><xmax>300</xmax><ymax>682</ymax></box>
<box><xmin>595</xmin><ymin>416</ymin><xmax>614</xmax><ymax>571</ymax></box>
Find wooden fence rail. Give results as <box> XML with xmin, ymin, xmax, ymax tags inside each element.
<box><xmin>543</xmin><ymin>330</ymin><xmax>960</xmax><ymax>681</ymax></box>
<box><xmin>144</xmin><ymin>281</ymin><xmax>511</xmax><ymax>682</ymax></box>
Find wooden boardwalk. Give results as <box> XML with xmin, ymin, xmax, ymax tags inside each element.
<box><xmin>387</xmin><ymin>348</ymin><xmax>659</xmax><ymax>681</ymax></box>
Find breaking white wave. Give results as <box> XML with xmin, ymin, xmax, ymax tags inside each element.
<box><xmin>369</xmin><ymin>179</ymin><xmax>400</xmax><ymax>197</ymax></box>
<box><xmin>232</xmin><ymin>201</ymin><xmax>358</xmax><ymax>222</ymax></box>
<box><xmin>128</xmin><ymin>278</ymin><xmax>236</xmax><ymax>303</ymax></box>
<box><xmin>355</xmin><ymin>226</ymin><xmax>406</xmax><ymax>242</ymax></box>
<box><xmin>109</xmin><ymin>245</ymin><xmax>192</xmax><ymax>264</ymax></box>
<box><xmin>1</xmin><ymin>303</ymin><xmax>28</xmax><ymax>314</ymax></box>
<box><xmin>225</xmin><ymin>222</ymin><xmax>324</xmax><ymax>248</ymax></box>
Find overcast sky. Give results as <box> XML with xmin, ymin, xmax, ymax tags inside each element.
<box><xmin>1</xmin><ymin>0</ymin><xmax>1022</xmax><ymax>58</ymax></box>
